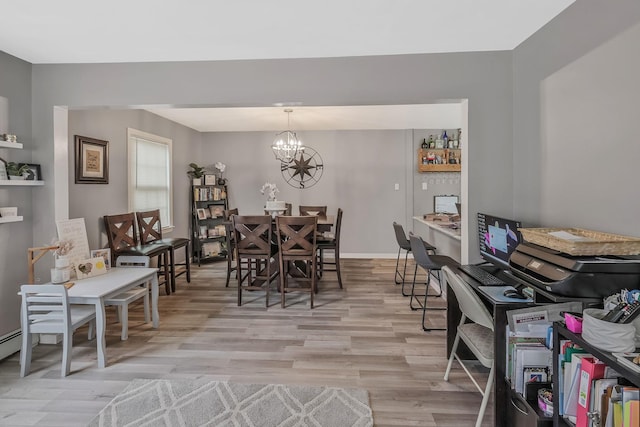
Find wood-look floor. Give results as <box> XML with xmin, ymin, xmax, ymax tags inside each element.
<box><xmin>0</xmin><ymin>259</ymin><xmax>493</xmax><ymax>426</ymax></box>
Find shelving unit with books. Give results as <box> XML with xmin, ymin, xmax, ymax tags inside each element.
<box><xmin>552</xmin><ymin>322</ymin><xmax>639</xmax><ymax>427</ymax></box>
<box><xmin>190</xmin><ymin>183</ymin><xmax>228</xmax><ymax>265</ymax></box>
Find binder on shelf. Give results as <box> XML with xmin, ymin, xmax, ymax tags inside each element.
<box><xmin>621</xmin><ymin>386</ymin><xmax>639</xmax><ymax>427</ymax></box>
<box><xmin>576</xmin><ymin>356</ymin><xmax>606</xmax><ymax>427</ymax></box>
<box><xmin>565</xmin><ymin>353</ymin><xmax>592</xmax><ymax>421</ymax></box>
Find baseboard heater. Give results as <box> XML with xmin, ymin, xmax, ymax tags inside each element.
<box><xmin>0</xmin><ymin>329</ymin><xmax>22</xmax><ymax>361</ymax></box>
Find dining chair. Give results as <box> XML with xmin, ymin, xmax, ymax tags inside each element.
<box><xmin>276</xmin><ymin>215</ymin><xmax>318</xmax><ymax>308</ymax></box>
<box><xmin>103</xmin><ymin>212</ymin><xmax>171</xmax><ymax>295</ymax></box>
<box><xmin>136</xmin><ymin>209</ymin><xmax>191</xmax><ymax>293</ymax></box>
<box><xmin>299</xmin><ymin>205</ymin><xmax>327</xmax><ymax>217</ymax></box>
<box><xmin>103</xmin><ymin>256</ymin><xmax>151</xmax><ymax>341</ymax></box>
<box><xmin>392</xmin><ymin>222</ymin><xmax>437</xmax><ymax>295</ymax></box>
<box><xmin>223</xmin><ymin>208</ymin><xmax>239</xmax><ymax>288</ymax></box>
<box><xmin>316</xmin><ymin>208</ymin><xmax>343</xmax><ymax>289</ymax></box>
<box><xmin>20</xmin><ymin>284</ymin><xmax>96</xmax><ymax>377</ymax></box>
<box><xmin>442</xmin><ymin>266</ymin><xmax>495</xmax><ymax>427</ymax></box>
<box><xmin>408</xmin><ymin>233</ymin><xmax>459</xmax><ymax>331</ymax></box>
<box><xmin>232</xmin><ymin>215</ymin><xmax>278</xmax><ymax>307</ymax></box>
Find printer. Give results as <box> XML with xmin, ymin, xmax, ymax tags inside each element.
<box><xmin>509</xmin><ymin>242</ymin><xmax>640</xmax><ymax>298</ymax></box>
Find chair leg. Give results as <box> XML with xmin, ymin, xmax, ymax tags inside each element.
<box><xmin>169</xmin><ymin>248</ymin><xmax>177</xmax><ymax>293</ymax></box>
<box><xmin>265</xmin><ymin>258</ymin><xmax>270</xmax><ymax>308</ymax></box>
<box><xmin>280</xmin><ymin>256</ymin><xmax>287</xmax><ymax>309</ymax></box>
<box><xmin>61</xmin><ymin>330</ymin><xmax>72</xmax><ymax>377</ymax></box>
<box><xmin>20</xmin><ymin>330</ymin><xmax>32</xmax><ymax>378</ymax></box>
<box><xmin>394</xmin><ymin>247</ymin><xmax>403</xmax><ymax>285</ymax></box>
<box><xmin>476</xmin><ymin>362</ymin><xmax>495</xmax><ymax>427</ymax></box>
<box><xmin>237</xmin><ymin>256</ymin><xmax>243</xmax><ymax>306</ymax></box>
<box><xmin>444</xmin><ymin>330</ymin><xmax>461</xmax><ymax>381</ymax></box>
<box><xmin>185</xmin><ymin>243</ymin><xmax>191</xmax><ymax>283</ymax></box>
<box><xmin>88</xmin><ymin>321</ymin><xmax>95</xmax><ymax>340</ymax></box>
<box><xmin>120</xmin><ymin>304</ymin><xmax>129</xmax><ymax>340</ymax></box>
<box><xmin>310</xmin><ymin>259</ymin><xmax>316</xmax><ymax>309</ymax></box>
<box><xmin>225</xmin><ymin>250</ymin><xmax>233</xmax><ymax>288</ymax></box>
<box><xmin>401</xmin><ymin>251</ymin><xmax>413</xmax><ymax>296</ymax></box>
<box><xmin>421</xmin><ymin>273</ymin><xmax>446</xmax><ymax>331</ymax></box>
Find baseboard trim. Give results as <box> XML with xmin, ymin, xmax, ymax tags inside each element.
<box><xmin>341</xmin><ymin>253</ymin><xmax>398</xmax><ymax>259</ymax></box>
<box><xmin>0</xmin><ymin>330</ymin><xmax>22</xmax><ymax>361</ymax></box>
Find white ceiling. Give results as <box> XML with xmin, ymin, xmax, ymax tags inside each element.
<box><xmin>2</xmin><ymin>0</ymin><xmax>573</xmax><ymax>131</ymax></box>
<box><xmin>2</xmin><ymin>0</ymin><xmax>573</xmax><ymax>64</ymax></box>
<box><xmin>147</xmin><ymin>104</ymin><xmax>463</xmax><ymax>132</ymax></box>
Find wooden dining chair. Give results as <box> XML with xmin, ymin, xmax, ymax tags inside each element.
<box><xmin>223</xmin><ymin>208</ymin><xmax>239</xmax><ymax>288</ymax></box>
<box><xmin>20</xmin><ymin>284</ymin><xmax>96</xmax><ymax>377</ymax></box>
<box><xmin>103</xmin><ymin>256</ymin><xmax>151</xmax><ymax>341</ymax></box>
<box><xmin>317</xmin><ymin>208</ymin><xmax>344</xmax><ymax>289</ymax></box>
<box><xmin>276</xmin><ymin>215</ymin><xmax>318</xmax><ymax>308</ymax></box>
<box><xmin>299</xmin><ymin>205</ymin><xmax>327</xmax><ymax>217</ymax></box>
<box><xmin>136</xmin><ymin>209</ymin><xmax>191</xmax><ymax>293</ymax></box>
<box><xmin>232</xmin><ymin>215</ymin><xmax>278</xmax><ymax>307</ymax></box>
<box><xmin>103</xmin><ymin>212</ymin><xmax>171</xmax><ymax>295</ymax></box>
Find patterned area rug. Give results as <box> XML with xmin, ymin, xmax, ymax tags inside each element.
<box><xmin>88</xmin><ymin>379</ymin><xmax>373</xmax><ymax>427</ymax></box>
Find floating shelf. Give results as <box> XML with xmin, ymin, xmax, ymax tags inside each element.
<box><xmin>0</xmin><ymin>180</ymin><xmax>44</xmax><ymax>186</ymax></box>
<box><xmin>0</xmin><ymin>216</ymin><xmax>23</xmax><ymax>224</ymax></box>
<box><xmin>0</xmin><ymin>141</ymin><xmax>23</xmax><ymax>149</ymax></box>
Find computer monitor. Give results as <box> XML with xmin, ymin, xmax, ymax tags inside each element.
<box><xmin>477</xmin><ymin>212</ymin><xmax>522</xmax><ymax>269</ymax></box>
<box><xmin>434</xmin><ymin>195</ymin><xmax>459</xmax><ymax>214</ymax></box>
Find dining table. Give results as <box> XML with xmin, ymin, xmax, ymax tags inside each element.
<box><xmin>61</xmin><ymin>267</ymin><xmax>159</xmax><ymax>367</ymax></box>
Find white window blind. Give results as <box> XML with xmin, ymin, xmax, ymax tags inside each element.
<box><xmin>127</xmin><ymin>129</ymin><xmax>173</xmax><ymax>228</ymax></box>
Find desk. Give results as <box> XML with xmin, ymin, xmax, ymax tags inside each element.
<box><xmin>64</xmin><ymin>267</ymin><xmax>159</xmax><ymax>368</ymax></box>
<box><xmin>413</xmin><ymin>216</ymin><xmax>461</xmax><ymax>263</ymax></box>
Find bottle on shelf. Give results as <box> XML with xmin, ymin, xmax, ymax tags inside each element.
<box><xmin>421</xmin><ymin>138</ymin><xmax>428</xmax><ymax>149</ymax></box>
<box><xmin>442</xmin><ymin>130</ymin><xmax>448</xmax><ymax>148</ymax></box>
<box><xmin>428</xmin><ymin>135</ymin><xmax>435</xmax><ymax>148</ymax></box>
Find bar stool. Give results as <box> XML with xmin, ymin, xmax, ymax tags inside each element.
<box><xmin>392</xmin><ymin>222</ymin><xmax>436</xmax><ymax>296</ymax></box>
<box><xmin>223</xmin><ymin>208</ymin><xmax>239</xmax><ymax>288</ymax></box>
<box><xmin>408</xmin><ymin>233</ymin><xmax>459</xmax><ymax>331</ymax></box>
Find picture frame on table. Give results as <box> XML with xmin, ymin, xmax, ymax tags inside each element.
<box><xmin>204</xmin><ymin>174</ymin><xmax>217</xmax><ymax>186</ymax></box>
<box><xmin>75</xmin><ymin>135</ymin><xmax>109</xmax><ymax>184</ymax></box>
<box><xmin>90</xmin><ymin>248</ymin><xmax>112</xmax><ymax>269</ymax></box>
<box><xmin>19</xmin><ymin>163</ymin><xmax>41</xmax><ymax>181</ymax></box>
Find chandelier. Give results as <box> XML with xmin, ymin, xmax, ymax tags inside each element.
<box><xmin>272</xmin><ymin>109</ymin><xmax>304</xmax><ymax>163</ymax></box>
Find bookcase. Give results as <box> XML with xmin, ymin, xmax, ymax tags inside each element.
<box><xmin>190</xmin><ymin>183</ymin><xmax>228</xmax><ymax>265</ymax></box>
<box><xmin>552</xmin><ymin>322</ymin><xmax>640</xmax><ymax>427</ymax></box>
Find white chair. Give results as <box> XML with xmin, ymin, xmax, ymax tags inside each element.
<box><xmin>20</xmin><ymin>284</ymin><xmax>96</xmax><ymax>377</ymax></box>
<box><xmin>442</xmin><ymin>266</ymin><xmax>495</xmax><ymax>427</ymax></box>
<box><xmin>104</xmin><ymin>255</ymin><xmax>150</xmax><ymax>340</ymax></box>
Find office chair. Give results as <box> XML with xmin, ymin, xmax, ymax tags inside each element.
<box><xmin>442</xmin><ymin>266</ymin><xmax>495</xmax><ymax>427</ymax></box>
<box><xmin>408</xmin><ymin>233</ymin><xmax>458</xmax><ymax>331</ymax></box>
<box><xmin>20</xmin><ymin>284</ymin><xmax>96</xmax><ymax>377</ymax></box>
<box><xmin>392</xmin><ymin>222</ymin><xmax>436</xmax><ymax>295</ymax></box>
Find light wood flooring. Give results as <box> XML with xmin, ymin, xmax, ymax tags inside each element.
<box><xmin>0</xmin><ymin>258</ymin><xmax>493</xmax><ymax>426</ymax></box>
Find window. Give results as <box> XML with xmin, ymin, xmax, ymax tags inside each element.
<box><xmin>127</xmin><ymin>128</ymin><xmax>173</xmax><ymax>229</ymax></box>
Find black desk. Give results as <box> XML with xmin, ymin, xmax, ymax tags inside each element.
<box><xmin>446</xmin><ymin>266</ymin><xmax>533</xmax><ymax>427</ymax></box>
<box><xmin>446</xmin><ymin>265</ymin><xmax>601</xmax><ymax>427</ymax></box>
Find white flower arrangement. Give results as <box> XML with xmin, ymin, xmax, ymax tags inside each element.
<box><xmin>214</xmin><ymin>162</ymin><xmax>226</xmax><ymax>175</ymax></box>
<box><xmin>52</xmin><ymin>239</ymin><xmax>73</xmax><ymax>257</ymax></box>
<box><xmin>260</xmin><ymin>182</ymin><xmax>279</xmax><ymax>201</ymax></box>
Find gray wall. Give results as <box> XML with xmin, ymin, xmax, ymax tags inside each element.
<box><xmin>0</xmin><ymin>51</ymin><xmax>32</xmax><ymax>338</ymax></box>
<box><xmin>512</xmin><ymin>0</ymin><xmax>640</xmax><ymax>228</ymax></box>
<box><xmin>202</xmin><ymin>129</ymin><xmax>415</xmax><ymax>255</ymax></box>
<box><xmin>67</xmin><ymin>109</ymin><xmax>201</xmax><ymax>251</ymax></box>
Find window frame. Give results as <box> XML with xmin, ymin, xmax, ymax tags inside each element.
<box><xmin>127</xmin><ymin>128</ymin><xmax>174</xmax><ymax>233</ymax></box>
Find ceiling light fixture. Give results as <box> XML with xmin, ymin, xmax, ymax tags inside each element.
<box><xmin>272</xmin><ymin>109</ymin><xmax>304</xmax><ymax>163</ymax></box>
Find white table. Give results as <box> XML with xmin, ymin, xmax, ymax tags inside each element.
<box><xmin>63</xmin><ymin>267</ymin><xmax>159</xmax><ymax>368</ymax></box>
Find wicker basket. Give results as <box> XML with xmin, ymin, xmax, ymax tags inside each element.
<box><xmin>518</xmin><ymin>227</ymin><xmax>640</xmax><ymax>256</ymax></box>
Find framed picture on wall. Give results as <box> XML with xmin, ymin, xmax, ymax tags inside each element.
<box><xmin>19</xmin><ymin>163</ymin><xmax>41</xmax><ymax>181</ymax></box>
<box><xmin>75</xmin><ymin>135</ymin><xmax>109</xmax><ymax>184</ymax></box>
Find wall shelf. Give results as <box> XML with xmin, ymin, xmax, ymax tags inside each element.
<box><xmin>0</xmin><ymin>180</ymin><xmax>44</xmax><ymax>186</ymax></box>
<box><xmin>417</xmin><ymin>148</ymin><xmax>461</xmax><ymax>172</ymax></box>
<box><xmin>0</xmin><ymin>141</ymin><xmax>23</xmax><ymax>149</ymax></box>
<box><xmin>0</xmin><ymin>216</ymin><xmax>23</xmax><ymax>224</ymax></box>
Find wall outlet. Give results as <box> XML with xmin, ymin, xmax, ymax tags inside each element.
<box><xmin>422</xmin><ymin>182</ymin><xmax>428</xmax><ymax>190</ymax></box>
<box><xmin>394</xmin><ymin>183</ymin><xmax>400</xmax><ymax>190</ymax></box>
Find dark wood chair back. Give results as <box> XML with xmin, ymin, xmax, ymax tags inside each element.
<box><xmin>232</xmin><ymin>215</ymin><xmax>274</xmax><ymax>258</ymax></box>
<box><xmin>104</xmin><ymin>213</ymin><xmax>139</xmax><ymax>262</ymax></box>
<box><xmin>299</xmin><ymin>205</ymin><xmax>327</xmax><ymax>217</ymax></box>
<box><xmin>136</xmin><ymin>209</ymin><xmax>162</xmax><ymax>244</ymax></box>
<box><xmin>276</xmin><ymin>215</ymin><xmax>318</xmax><ymax>258</ymax></box>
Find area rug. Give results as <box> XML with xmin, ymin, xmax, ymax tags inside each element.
<box><xmin>88</xmin><ymin>379</ymin><xmax>373</xmax><ymax>427</ymax></box>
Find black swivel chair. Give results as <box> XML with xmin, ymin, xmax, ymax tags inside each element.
<box><xmin>408</xmin><ymin>233</ymin><xmax>459</xmax><ymax>331</ymax></box>
<box><xmin>392</xmin><ymin>222</ymin><xmax>436</xmax><ymax>296</ymax></box>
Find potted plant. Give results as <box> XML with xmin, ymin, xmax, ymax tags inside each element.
<box><xmin>187</xmin><ymin>163</ymin><xmax>206</xmax><ymax>185</ymax></box>
<box><xmin>6</xmin><ymin>162</ymin><xmax>29</xmax><ymax>180</ymax></box>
